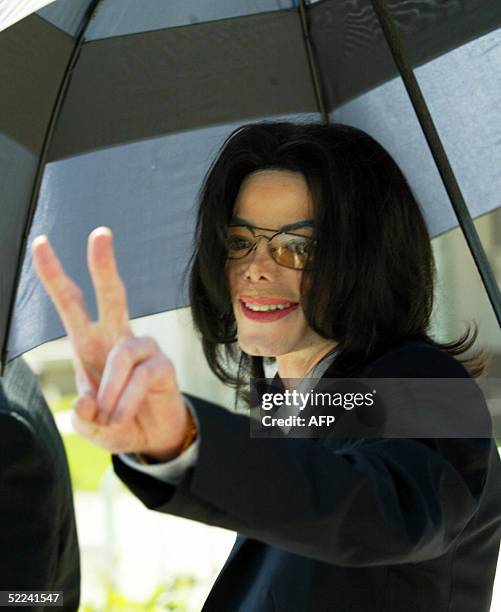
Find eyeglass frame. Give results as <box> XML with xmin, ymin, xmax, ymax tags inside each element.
<box><xmin>225</xmin><ymin>221</ymin><xmax>317</xmax><ymax>270</ymax></box>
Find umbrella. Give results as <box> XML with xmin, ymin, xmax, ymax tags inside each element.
<box><xmin>1</xmin><ymin>0</ymin><xmax>500</xmax><ymax>368</ymax></box>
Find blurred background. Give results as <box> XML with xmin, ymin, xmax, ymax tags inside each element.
<box><xmin>22</xmin><ymin>206</ymin><xmax>501</xmax><ymax>611</ymax></box>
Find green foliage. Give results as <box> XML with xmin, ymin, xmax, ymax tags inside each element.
<box><xmin>62</xmin><ymin>433</ymin><xmax>110</xmax><ymax>491</ymax></box>
<box><xmin>48</xmin><ymin>394</ymin><xmax>109</xmax><ymax>491</ymax></box>
<box><xmin>79</xmin><ymin>575</ymin><xmax>198</xmax><ymax>611</ymax></box>
<box><xmin>50</xmin><ymin>393</ymin><xmax>77</xmax><ymax>413</ymax></box>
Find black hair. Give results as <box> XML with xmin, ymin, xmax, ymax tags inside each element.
<box><xmin>185</xmin><ymin>122</ymin><xmax>486</xmax><ymax>407</ymax></box>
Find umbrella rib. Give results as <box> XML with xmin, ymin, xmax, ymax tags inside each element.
<box><xmin>370</xmin><ymin>0</ymin><xmax>501</xmax><ymax>331</ymax></box>
<box><xmin>298</xmin><ymin>0</ymin><xmax>329</xmax><ymax>124</ymax></box>
<box><xmin>1</xmin><ymin>0</ymin><xmax>103</xmax><ymax>374</ymax></box>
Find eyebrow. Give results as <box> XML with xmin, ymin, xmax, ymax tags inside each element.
<box><xmin>229</xmin><ymin>216</ymin><xmax>314</xmax><ymax>232</ymax></box>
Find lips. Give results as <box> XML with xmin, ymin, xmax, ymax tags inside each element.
<box><xmin>239</xmin><ymin>299</ymin><xmax>300</xmax><ymax>322</ymax></box>
<box><xmin>239</xmin><ymin>295</ymin><xmax>298</xmax><ymax>306</ymax></box>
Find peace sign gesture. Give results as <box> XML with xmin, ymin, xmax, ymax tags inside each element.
<box><xmin>31</xmin><ymin>227</ymin><xmax>190</xmax><ymax>461</ymax></box>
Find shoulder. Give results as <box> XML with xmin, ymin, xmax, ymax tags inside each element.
<box><xmin>0</xmin><ymin>359</ymin><xmax>64</xmax><ymax>464</ymax></box>
<box><xmin>0</xmin><ymin>410</ymin><xmax>43</xmax><ymax>467</ymax></box>
<box><xmin>362</xmin><ymin>340</ymin><xmax>471</xmax><ymax>379</ymax></box>
<box><xmin>0</xmin><ymin>370</ymin><xmax>36</xmax><ymax>442</ymax></box>
<box><xmin>1</xmin><ymin>357</ymin><xmax>60</xmax><ymax>433</ymax></box>
<box><xmin>357</xmin><ymin>341</ymin><xmax>491</xmax><ymax>438</ymax></box>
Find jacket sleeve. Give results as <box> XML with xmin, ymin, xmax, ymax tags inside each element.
<box><xmin>0</xmin><ymin>412</ymin><xmax>61</xmax><ymax>598</ymax></box>
<box><xmin>112</xmin><ymin>347</ymin><xmax>494</xmax><ymax>567</ymax></box>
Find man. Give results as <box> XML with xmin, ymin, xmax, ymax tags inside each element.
<box><xmin>0</xmin><ymin>357</ymin><xmax>80</xmax><ymax>611</ymax></box>
<box><xmin>31</xmin><ymin>122</ymin><xmax>501</xmax><ymax>611</ymax></box>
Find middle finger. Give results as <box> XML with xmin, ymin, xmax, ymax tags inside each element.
<box><xmin>87</xmin><ymin>227</ymin><xmax>131</xmax><ymax>337</ymax></box>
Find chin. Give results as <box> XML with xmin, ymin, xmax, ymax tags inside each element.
<box><xmin>237</xmin><ymin>335</ymin><xmax>290</xmax><ymax>358</ymax></box>
<box><xmin>238</xmin><ymin>342</ymin><xmax>274</xmax><ymax>357</ymax></box>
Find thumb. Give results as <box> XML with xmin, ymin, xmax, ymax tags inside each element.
<box><xmin>73</xmin><ymin>392</ymin><xmax>98</xmax><ymax>423</ymax></box>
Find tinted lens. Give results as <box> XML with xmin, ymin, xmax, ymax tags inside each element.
<box><xmin>225</xmin><ymin>226</ymin><xmax>314</xmax><ymax>269</ymax></box>
<box><xmin>226</xmin><ymin>226</ymin><xmax>254</xmax><ymax>258</ymax></box>
<box><xmin>270</xmin><ymin>233</ymin><xmax>314</xmax><ymax>269</ymax></box>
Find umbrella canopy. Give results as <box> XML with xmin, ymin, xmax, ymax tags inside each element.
<box><xmin>1</xmin><ymin>0</ymin><xmax>500</xmax><ymax>365</ymax></box>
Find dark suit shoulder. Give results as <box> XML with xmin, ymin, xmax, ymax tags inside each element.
<box><xmin>0</xmin><ymin>409</ymin><xmax>37</xmax><ymax>442</ymax></box>
<box><xmin>363</xmin><ymin>340</ymin><xmax>470</xmax><ymax>378</ymax></box>
<box><xmin>0</xmin><ymin>410</ymin><xmax>49</xmax><ymax>470</ymax></box>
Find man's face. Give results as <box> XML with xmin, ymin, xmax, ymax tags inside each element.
<box><xmin>225</xmin><ymin>169</ymin><xmax>330</xmax><ymax>361</ymax></box>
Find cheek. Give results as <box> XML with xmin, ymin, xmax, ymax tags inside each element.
<box><xmin>287</xmin><ymin>269</ymin><xmax>303</xmax><ymax>297</ymax></box>
<box><xmin>296</xmin><ymin>276</ymin><xmax>312</xmax><ymax>322</ymax></box>
<box><xmin>298</xmin><ymin>272</ymin><xmax>311</xmax><ymax>303</ymax></box>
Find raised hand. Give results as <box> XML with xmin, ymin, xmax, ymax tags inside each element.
<box><xmin>31</xmin><ymin>227</ymin><xmax>189</xmax><ymax>460</ymax></box>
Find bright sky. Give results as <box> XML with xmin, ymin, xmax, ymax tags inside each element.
<box><xmin>0</xmin><ymin>0</ymin><xmax>55</xmax><ymax>32</ymax></box>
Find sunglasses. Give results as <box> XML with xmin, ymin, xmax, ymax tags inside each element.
<box><xmin>225</xmin><ymin>224</ymin><xmax>316</xmax><ymax>270</ymax></box>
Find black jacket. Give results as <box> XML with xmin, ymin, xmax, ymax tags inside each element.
<box><xmin>114</xmin><ymin>340</ymin><xmax>501</xmax><ymax>611</ymax></box>
<box><xmin>0</xmin><ymin>358</ymin><xmax>80</xmax><ymax>611</ymax></box>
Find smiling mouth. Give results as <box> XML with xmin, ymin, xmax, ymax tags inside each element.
<box><xmin>239</xmin><ymin>300</ymin><xmax>300</xmax><ymax>322</ymax></box>
<box><xmin>239</xmin><ymin>295</ymin><xmax>299</xmax><ymax>308</ymax></box>
<box><xmin>243</xmin><ymin>301</ymin><xmax>297</xmax><ymax>312</ymax></box>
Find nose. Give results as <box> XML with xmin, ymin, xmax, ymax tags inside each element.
<box><xmin>241</xmin><ymin>235</ymin><xmax>276</xmax><ymax>281</ymax></box>
<box><xmin>250</xmin><ymin>234</ymin><xmax>272</xmax><ymax>256</ymax></box>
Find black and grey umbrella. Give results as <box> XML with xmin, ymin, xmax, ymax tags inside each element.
<box><xmin>1</xmin><ymin>0</ymin><xmax>500</xmax><ymax>368</ymax></box>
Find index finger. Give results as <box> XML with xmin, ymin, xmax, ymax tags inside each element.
<box><xmin>31</xmin><ymin>235</ymin><xmax>91</xmax><ymax>340</ymax></box>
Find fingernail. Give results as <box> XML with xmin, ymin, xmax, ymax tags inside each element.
<box><xmin>91</xmin><ymin>226</ymin><xmax>112</xmax><ymax>239</ymax></box>
<box><xmin>32</xmin><ymin>235</ymin><xmax>48</xmax><ymax>248</ymax></box>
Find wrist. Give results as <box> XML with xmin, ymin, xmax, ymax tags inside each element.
<box><xmin>135</xmin><ymin>404</ymin><xmax>197</xmax><ymax>464</ymax></box>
